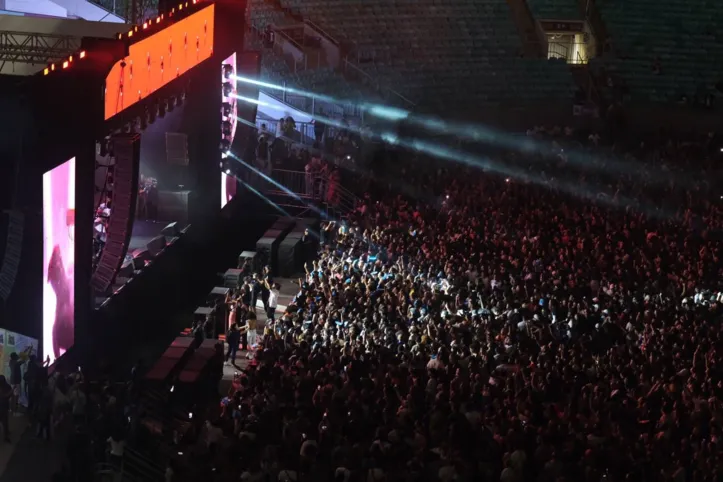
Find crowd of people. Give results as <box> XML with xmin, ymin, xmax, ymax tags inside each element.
<box><xmin>200</xmin><ymin>126</ymin><xmax>723</xmax><ymax>482</ymax></box>
<box><xmin>10</xmin><ymin>122</ymin><xmax>720</xmax><ymax>482</ymax></box>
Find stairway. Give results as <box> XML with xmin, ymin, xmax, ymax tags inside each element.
<box><xmin>570</xmin><ymin>64</ymin><xmax>603</xmax><ymax>113</ymax></box>
<box><xmin>506</xmin><ymin>0</ymin><xmax>547</xmax><ymax>58</ymax></box>
<box><xmin>576</xmin><ymin>0</ymin><xmax>608</xmax><ymax>56</ymax></box>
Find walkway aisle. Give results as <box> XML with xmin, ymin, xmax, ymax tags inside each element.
<box><xmin>0</xmin><ymin>414</ymin><xmax>70</xmax><ymax>482</ymax></box>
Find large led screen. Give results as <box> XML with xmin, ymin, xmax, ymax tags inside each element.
<box><xmin>104</xmin><ymin>4</ymin><xmax>216</xmax><ymax>120</ymax></box>
<box><xmin>221</xmin><ymin>172</ymin><xmax>237</xmax><ymax>208</ymax></box>
<box><xmin>220</xmin><ymin>52</ymin><xmax>238</xmax><ymax>209</ymax></box>
<box><xmin>42</xmin><ymin>158</ymin><xmax>75</xmax><ymax>365</ymax></box>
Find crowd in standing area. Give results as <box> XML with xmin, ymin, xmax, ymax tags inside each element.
<box><xmin>180</xmin><ymin>127</ymin><xmax>723</xmax><ymax>482</ymax></box>
<box><xmin>8</xmin><ymin>125</ymin><xmax>722</xmax><ymax>482</ymax></box>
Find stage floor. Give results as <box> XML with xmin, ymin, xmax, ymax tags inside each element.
<box><xmin>128</xmin><ymin>219</ymin><xmax>180</xmax><ymax>252</ymax></box>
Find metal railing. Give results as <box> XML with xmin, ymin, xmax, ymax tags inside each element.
<box><xmin>548</xmin><ymin>41</ymin><xmax>589</xmax><ymax>64</ymax></box>
<box><xmin>271</xmin><ymin>27</ymin><xmax>323</xmax><ymax>72</ymax></box>
<box><xmin>264</xmin><ymin>168</ymin><xmax>360</xmax><ymax>217</ymax></box>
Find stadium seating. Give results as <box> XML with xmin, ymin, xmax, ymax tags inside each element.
<box><xmin>247</xmin><ymin>0</ymin><xmax>295</xmax><ymax>29</ymax></box>
<box><xmin>527</xmin><ymin>0</ymin><xmax>582</xmax><ymax>20</ymax></box>
<box><xmin>274</xmin><ymin>0</ymin><xmax>575</xmax><ymax>108</ymax></box>
<box><xmin>596</xmin><ymin>0</ymin><xmax>723</xmax><ymax>103</ymax></box>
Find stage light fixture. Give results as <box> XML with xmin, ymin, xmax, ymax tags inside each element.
<box><xmin>138</xmin><ymin>115</ymin><xmax>147</xmax><ymax>131</ymax></box>
<box><xmin>222</xmin><ymin>82</ymin><xmax>233</xmax><ymax>97</ymax></box>
<box><xmin>219</xmin><ymin>139</ymin><xmax>231</xmax><ymax>152</ymax></box>
<box><xmin>222</xmin><ymin>120</ymin><xmax>232</xmax><ymax>136</ymax></box>
<box><xmin>179</xmin><ymin>91</ymin><xmax>186</xmax><ymax>104</ymax></box>
<box><xmin>222</xmin><ymin>64</ymin><xmax>233</xmax><ymax>79</ymax></box>
<box><xmin>157</xmin><ymin>101</ymin><xmax>166</xmax><ymax>118</ymax></box>
<box><xmin>221</xmin><ymin>102</ymin><xmax>232</xmax><ymax>117</ymax></box>
<box><xmin>167</xmin><ymin>97</ymin><xmax>176</xmax><ymax>112</ymax></box>
<box><xmin>147</xmin><ymin>107</ymin><xmax>156</xmax><ymax>125</ymax></box>
<box><xmin>124</xmin><ymin>122</ymin><xmax>132</xmax><ymax>133</ymax></box>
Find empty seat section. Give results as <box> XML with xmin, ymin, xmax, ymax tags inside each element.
<box><xmin>597</xmin><ymin>0</ymin><xmax>723</xmax><ymax>102</ymax></box>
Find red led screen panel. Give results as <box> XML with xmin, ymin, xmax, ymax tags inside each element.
<box><xmin>104</xmin><ymin>4</ymin><xmax>215</xmax><ymax>120</ymax></box>
<box><xmin>43</xmin><ymin>158</ymin><xmax>76</xmax><ymax>364</ymax></box>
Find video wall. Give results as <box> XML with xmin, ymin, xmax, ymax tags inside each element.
<box><xmin>104</xmin><ymin>4</ymin><xmax>216</xmax><ymax>120</ymax></box>
<box><xmin>0</xmin><ymin>329</ymin><xmax>39</xmax><ymax>406</ymax></box>
<box><xmin>42</xmin><ymin>157</ymin><xmax>76</xmax><ymax>365</ymax></box>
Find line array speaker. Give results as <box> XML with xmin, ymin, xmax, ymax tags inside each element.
<box><xmin>0</xmin><ymin>210</ymin><xmax>24</xmax><ymax>301</ymax></box>
<box><xmin>91</xmin><ymin>133</ymin><xmax>141</xmax><ymax>294</ymax></box>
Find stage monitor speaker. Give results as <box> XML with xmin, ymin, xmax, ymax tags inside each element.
<box><xmin>118</xmin><ymin>258</ymin><xmax>134</xmax><ymax>279</ymax></box>
<box><xmin>131</xmin><ymin>248</ymin><xmax>153</xmax><ymax>270</ymax></box>
<box><xmin>278</xmin><ymin>234</ymin><xmax>303</xmax><ymax>277</ymax></box>
<box><xmin>238</xmin><ymin>250</ymin><xmax>256</xmax><ymax>270</ymax></box>
<box><xmin>146</xmin><ymin>235</ymin><xmax>167</xmax><ymax>256</ymax></box>
<box><xmin>255</xmin><ymin>218</ymin><xmax>296</xmax><ymax>275</ymax></box>
<box><xmin>161</xmin><ymin>221</ymin><xmax>181</xmax><ymax>237</ymax></box>
<box><xmin>158</xmin><ymin>190</ymin><xmax>190</xmax><ymax>224</ymax></box>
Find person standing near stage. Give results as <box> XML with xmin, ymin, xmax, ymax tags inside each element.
<box><xmin>261</xmin><ymin>266</ymin><xmax>273</xmax><ymax>313</ymax></box>
<box><xmin>8</xmin><ymin>352</ymin><xmax>24</xmax><ymax>415</ymax></box>
<box><xmin>225</xmin><ymin>321</ymin><xmax>241</xmax><ymax>365</ymax></box>
<box><xmin>0</xmin><ymin>375</ymin><xmax>12</xmax><ymax>442</ymax></box>
<box><xmin>250</xmin><ymin>273</ymin><xmax>262</xmax><ymax>313</ymax></box>
<box><xmin>246</xmin><ymin>311</ymin><xmax>258</xmax><ymax>350</ymax></box>
<box><xmin>146</xmin><ymin>179</ymin><xmax>158</xmax><ymax>220</ymax></box>
<box><xmin>227</xmin><ymin>303</ymin><xmax>237</xmax><ymax>332</ymax></box>
<box><xmin>267</xmin><ymin>282</ymin><xmax>280</xmax><ymax>323</ymax></box>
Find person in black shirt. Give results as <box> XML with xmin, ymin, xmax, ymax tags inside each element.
<box><xmin>251</xmin><ymin>273</ymin><xmax>262</xmax><ymax>313</ymax></box>
<box><xmin>240</xmin><ymin>280</ymin><xmax>252</xmax><ymax>308</ymax></box>
<box><xmin>0</xmin><ymin>375</ymin><xmax>11</xmax><ymax>442</ymax></box>
<box><xmin>225</xmin><ymin>322</ymin><xmax>241</xmax><ymax>366</ymax></box>
<box><xmin>261</xmin><ymin>266</ymin><xmax>273</xmax><ymax>313</ymax></box>
<box><xmin>9</xmin><ymin>352</ymin><xmax>24</xmax><ymax>414</ymax></box>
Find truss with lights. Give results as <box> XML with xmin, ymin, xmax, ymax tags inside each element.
<box><xmin>0</xmin><ymin>31</ymin><xmax>80</xmax><ymax>65</ymax></box>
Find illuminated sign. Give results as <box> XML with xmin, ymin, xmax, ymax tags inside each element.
<box><xmin>104</xmin><ymin>4</ymin><xmax>215</xmax><ymax>120</ymax></box>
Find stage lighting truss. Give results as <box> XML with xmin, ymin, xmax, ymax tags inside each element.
<box><xmin>0</xmin><ymin>31</ymin><xmax>79</xmax><ymax>65</ymax></box>
<box><xmin>221</xmin><ymin>102</ymin><xmax>232</xmax><ymax>117</ymax></box>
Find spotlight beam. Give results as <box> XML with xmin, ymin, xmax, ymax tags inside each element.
<box><xmin>227</xmin><ymin>152</ymin><xmax>328</xmax><ymax>220</ymax></box>
<box><xmin>233</xmin><ymin>94</ymin><xmax>670</xmax><ymax>220</ymax></box>
<box><xmin>232</xmin><ymin>75</ymin><xmax>689</xmax><ymax>188</ymax></box>
<box><xmin>235</xmin><ymin>176</ymin><xmax>292</xmax><ymax>218</ymax></box>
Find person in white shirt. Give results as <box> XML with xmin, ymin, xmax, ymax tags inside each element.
<box><xmin>267</xmin><ymin>283</ymin><xmax>280</xmax><ymax>322</ymax></box>
<box><xmin>204</xmin><ymin>420</ymin><xmax>223</xmax><ymax>451</ymax></box>
<box><xmin>107</xmin><ymin>434</ymin><xmax>125</xmax><ymax>467</ymax></box>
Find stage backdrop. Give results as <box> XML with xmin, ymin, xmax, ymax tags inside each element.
<box><xmin>0</xmin><ymin>329</ymin><xmax>39</xmax><ymax>407</ymax></box>
<box><xmin>42</xmin><ymin>157</ymin><xmax>76</xmax><ymax>365</ymax></box>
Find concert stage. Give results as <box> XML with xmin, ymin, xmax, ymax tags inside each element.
<box><xmin>0</xmin><ymin>0</ymin><xmax>261</xmax><ymax>367</ymax></box>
